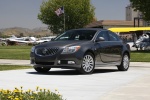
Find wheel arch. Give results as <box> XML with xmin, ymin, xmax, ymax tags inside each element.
<box><xmin>123</xmin><ymin>51</ymin><xmax>130</xmax><ymax>59</ymax></box>
<box><xmin>84</xmin><ymin>50</ymin><xmax>95</xmax><ymax>60</ymax></box>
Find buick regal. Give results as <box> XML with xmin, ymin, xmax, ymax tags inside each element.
<box><xmin>30</xmin><ymin>28</ymin><xmax>130</xmax><ymax>74</ymax></box>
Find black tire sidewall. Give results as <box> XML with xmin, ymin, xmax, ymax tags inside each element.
<box><xmin>34</xmin><ymin>67</ymin><xmax>51</xmax><ymax>73</ymax></box>
<box><xmin>118</xmin><ymin>53</ymin><xmax>129</xmax><ymax>71</ymax></box>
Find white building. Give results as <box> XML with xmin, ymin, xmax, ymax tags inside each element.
<box><xmin>126</xmin><ymin>4</ymin><xmax>142</xmax><ymax>21</ymax></box>
<box><xmin>126</xmin><ymin>3</ymin><xmax>150</xmax><ymax>27</ymax></box>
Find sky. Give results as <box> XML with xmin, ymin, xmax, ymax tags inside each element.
<box><xmin>0</xmin><ymin>0</ymin><xmax>130</xmax><ymax>29</ymax></box>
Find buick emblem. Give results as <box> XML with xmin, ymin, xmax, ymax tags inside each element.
<box><xmin>42</xmin><ymin>48</ymin><xmax>48</xmax><ymax>54</ymax></box>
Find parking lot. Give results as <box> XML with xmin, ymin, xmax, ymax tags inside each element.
<box><xmin>0</xmin><ymin>60</ymin><xmax>150</xmax><ymax>100</ymax></box>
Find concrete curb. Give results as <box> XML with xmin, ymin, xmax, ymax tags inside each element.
<box><xmin>0</xmin><ymin>59</ymin><xmax>31</xmax><ymax>66</ymax></box>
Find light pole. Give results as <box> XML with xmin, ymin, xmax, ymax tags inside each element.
<box><xmin>134</xmin><ymin>15</ymin><xmax>143</xmax><ymax>27</ymax></box>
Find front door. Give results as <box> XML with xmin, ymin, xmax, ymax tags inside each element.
<box><xmin>95</xmin><ymin>31</ymin><xmax>112</xmax><ymax>63</ymax></box>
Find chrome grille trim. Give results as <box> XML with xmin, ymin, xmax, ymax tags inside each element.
<box><xmin>35</xmin><ymin>47</ymin><xmax>59</xmax><ymax>56</ymax></box>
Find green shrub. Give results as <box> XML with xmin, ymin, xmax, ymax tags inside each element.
<box><xmin>27</xmin><ymin>43</ymin><xmax>34</xmax><ymax>46</ymax></box>
<box><xmin>7</xmin><ymin>40</ymin><xmax>17</xmax><ymax>45</ymax></box>
<box><xmin>1</xmin><ymin>42</ymin><xmax>7</xmax><ymax>46</ymax></box>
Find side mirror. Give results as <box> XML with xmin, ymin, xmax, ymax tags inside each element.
<box><xmin>96</xmin><ymin>37</ymin><xmax>105</xmax><ymax>42</ymax></box>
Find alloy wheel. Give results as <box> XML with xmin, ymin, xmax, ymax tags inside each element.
<box><xmin>123</xmin><ymin>55</ymin><xmax>129</xmax><ymax>69</ymax></box>
<box><xmin>82</xmin><ymin>54</ymin><xmax>94</xmax><ymax>73</ymax></box>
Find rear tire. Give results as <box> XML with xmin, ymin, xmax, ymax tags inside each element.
<box><xmin>34</xmin><ymin>67</ymin><xmax>51</xmax><ymax>73</ymax></box>
<box><xmin>79</xmin><ymin>52</ymin><xmax>95</xmax><ymax>74</ymax></box>
<box><xmin>117</xmin><ymin>53</ymin><xmax>130</xmax><ymax>71</ymax></box>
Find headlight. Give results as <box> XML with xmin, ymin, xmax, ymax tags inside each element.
<box><xmin>31</xmin><ymin>46</ymin><xmax>35</xmax><ymax>52</ymax></box>
<box><xmin>62</xmin><ymin>46</ymin><xmax>80</xmax><ymax>54</ymax></box>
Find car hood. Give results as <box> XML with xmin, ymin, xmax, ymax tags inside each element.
<box><xmin>36</xmin><ymin>41</ymin><xmax>90</xmax><ymax>48</ymax></box>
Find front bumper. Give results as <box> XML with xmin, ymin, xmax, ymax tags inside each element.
<box><xmin>30</xmin><ymin>51</ymin><xmax>83</xmax><ymax>69</ymax></box>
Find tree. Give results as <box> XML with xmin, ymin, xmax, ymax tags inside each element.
<box><xmin>19</xmin><ymin>33</ymin><xmax>24</xmax><ymax>37</ymax></box>
<box><xmin>38</xmin><ymin>0</ymin><xmax>95</xmax><ymax>34</ymax></box>
<box><xmin>130</xmin><ymin>0</ymin><xmax>150</xmax><ymax>21</ymax></box>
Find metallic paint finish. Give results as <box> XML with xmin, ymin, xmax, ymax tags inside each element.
<box><xmin>30</xmin><ymin>28</ymin><xmax>130</xmax><ymax>71</ymax></box>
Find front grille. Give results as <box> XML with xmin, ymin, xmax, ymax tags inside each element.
<box><xmin>35</xmin><ymin>47</ymin><xmax>59</xmax><ymax>56</ymax></box>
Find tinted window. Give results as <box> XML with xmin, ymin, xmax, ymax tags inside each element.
<box><xmin>108</xmin><ymin>31</ymin><xmax>120</xmax><ymax>41</ymax></box>
<box><xmin>54</xmin><ymin>30</ymin><xmax>97</xmax><ymax>41</ymax></box>
<box><xmin>96</xmin><ymin>31</ymin><xmax>109</xmax><ymax>41</ymax></box>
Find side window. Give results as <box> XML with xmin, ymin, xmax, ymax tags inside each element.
<box><xmin>96</xmin><ymin>31</ymin><xmax>109</xmax><ymax>41</ymax></box>
<box><xmin>108</xmin><ymin>31</ymin><xmax>119</xmax><ymax>41</ymax></box>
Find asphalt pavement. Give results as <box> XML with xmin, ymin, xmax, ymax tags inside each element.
<box><xmin>0</xmin><ymin>59</ymin><xmax>150</xmax><ymax>100</ymax></box>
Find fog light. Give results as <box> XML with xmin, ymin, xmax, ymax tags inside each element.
<box><xmin>58</xmin><ymin>60</ymin><xmax>61</xmax><ymax>64</ymax></box>
<box><xmin>68</xmin><ymin>61</ymin><xmax>75</xmax><ymax>64</ymax></box>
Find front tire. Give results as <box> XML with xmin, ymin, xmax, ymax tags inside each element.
<box><xmin>117</xmin><ymin>53</ymin><xmax>130</xmax><ymax>71</ymax></box>
<box><xmin>34</xmin><ymin>67</ymin><xmax>51</xmax><ymax>73</ymax></box>
<box><xmin>79</xmin><ymin>52</ymin><xmax>95</xmax><ymax>74</ymax></box>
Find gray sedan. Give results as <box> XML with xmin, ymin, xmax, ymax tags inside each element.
<box><xmin>30</xmin><ymin>28</ymin><xmax>130</xmax><ymax>74</ymax></box>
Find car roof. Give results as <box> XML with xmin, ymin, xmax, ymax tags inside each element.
<box><xmin>72</xmin><ymin>28</ymin><xmax>108</xmax><ymax>31</ymax></box>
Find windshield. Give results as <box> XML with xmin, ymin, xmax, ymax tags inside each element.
<box><xmin>54</xmin><ymin>30</ymin><xmax>97</xmax><ymax>41</ymax></box>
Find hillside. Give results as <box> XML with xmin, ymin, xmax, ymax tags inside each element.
<box><xmin>0</xmin><ymin>27</ymin><xmax>54</xmax><ymax>37</ymax></box>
